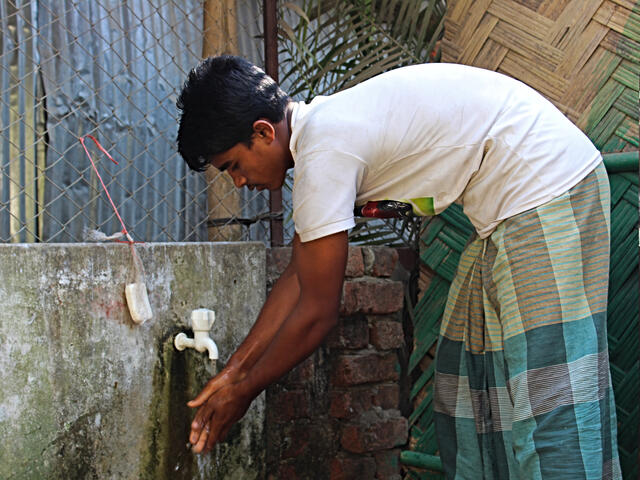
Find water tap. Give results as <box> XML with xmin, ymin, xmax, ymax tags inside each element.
<box><xmin>174</xmin><ymin>308</ymin><xmax>219</xmax><ymax>360</ymax></box>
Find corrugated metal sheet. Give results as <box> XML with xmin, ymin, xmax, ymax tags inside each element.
<box><xmin>2</xmin><ymin>0</ymin><xmax>261</xmax><ymax>242</ymax></box>
<box><xmin>35</xmin><ymin>0</ymin><xmax>206</xmax><ymax>242</ymax></box>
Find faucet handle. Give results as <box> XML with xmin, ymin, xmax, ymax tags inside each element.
<box><xmin>191</xmin><ymin>308</ymin><xmax>215</xmax><ymax>331</ymax></box>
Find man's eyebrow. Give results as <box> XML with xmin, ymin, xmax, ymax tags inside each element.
<box><xmin>218</xmin><ymin>161</ymin><xmax>231</xmax><ymax>172</ymax></box>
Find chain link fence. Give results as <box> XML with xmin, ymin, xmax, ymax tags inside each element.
<box><xmin>1</xmin><ymin>0</ymin><xmax>278</xmax><ymax>244</ymax></box>
<box><xmin>2</xmin><ymin>0</ymin><xmax>426</xmax><ymax>248</ymax></box>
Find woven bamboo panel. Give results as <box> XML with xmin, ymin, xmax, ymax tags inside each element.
<box><xmin>406</xmin><ymin>206</ymin><xmax>474</xmax><ymax>480</ymax></box>
<box><xmin>441</xmin><ymin>0</ymin><xmax>640</xmax><ymax>153</ymax></box>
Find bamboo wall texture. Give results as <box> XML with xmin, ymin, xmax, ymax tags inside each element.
<box><xmin>441</xmin><ymin>0</ymin><xmax>639</xmax><ymax>154</ymax></box>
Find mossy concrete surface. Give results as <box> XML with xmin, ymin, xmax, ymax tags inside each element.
<box><xmin>0</xmin><ymin>242</ymin><xmax>266</xmax><ymax>480</ymax></box>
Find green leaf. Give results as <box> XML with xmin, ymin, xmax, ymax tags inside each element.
<box><xmin>278</xmin><ymin>0</ymin><xmax>446</xmax><ymax>248</ymax></box>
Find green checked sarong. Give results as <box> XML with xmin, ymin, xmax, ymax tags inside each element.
<box><xmin>434</xmin><ymin>162</ymin><xmax>621</xmax><ymax>479</ymax></box>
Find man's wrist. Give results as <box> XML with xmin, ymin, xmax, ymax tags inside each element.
<box><xmin>218</xmin><ymin>364</ymin><xmax>244</xmax><ymax>389</ymax></box>
<box><xmin>234</xmin><ymin>375</ymin><xmax>261</xmax><ymax>404</ymax></box>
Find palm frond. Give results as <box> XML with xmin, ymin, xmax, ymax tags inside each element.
<box><xmin>279</xmin><ymin>0</ymin><xmax>446</xmax><ymax>100</ymax></box>
<box><xmin>278</xmin><ymin>0</ymin><xmax>447</xmax><ymax>249</ymax></box>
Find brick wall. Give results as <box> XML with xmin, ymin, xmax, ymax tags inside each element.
<box><xmin>265</xmin><ymin>246</ymin><xmax>411</xmax><ymax>480</ymax></box>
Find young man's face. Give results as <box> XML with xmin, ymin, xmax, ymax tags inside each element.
<box><xmin>208</xmin><ymin>120</ymin><xmax>291</xmax><ymax>191</ymax></box>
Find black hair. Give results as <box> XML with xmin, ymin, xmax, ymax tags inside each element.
<box><xmin>176</xmin><ymin>55</ymin><xmax>290</xmax><ymax>172</ymax></box>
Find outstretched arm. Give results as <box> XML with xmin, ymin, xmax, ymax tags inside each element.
<box><xmin>186</xmin><ymin>242</ymin><xmax>302</xmax><ymax>408</ymax></box>
<box><xmin>188</xmin><ymin>230</ymin><xmax>348</xmax><ymax>453</ymax></box>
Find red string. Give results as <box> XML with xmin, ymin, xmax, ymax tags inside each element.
<box><xmin>79</xmin><ymin>135</ymin><xmax>135</xmax><ymax>244</ymax></box>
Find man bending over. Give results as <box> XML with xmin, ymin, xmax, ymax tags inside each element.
<box><xmin>176</xmin><ymin>55</ymin><xmax>620</xmax><ymax>479</ymax></box>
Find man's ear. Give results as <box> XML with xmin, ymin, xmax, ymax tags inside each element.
<box><xmin>252</xmin><ymin>119</ymin><xmax>276</xmax><ymax>143</ymax></box>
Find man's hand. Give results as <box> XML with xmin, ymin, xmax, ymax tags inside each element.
<box><xmin>188</xmin><ymin>380</ymin><xmax>252</xmax><ymax>454</ymax></box>
<box><xmin>186</xmin><ymin>364</ymin><xmax>245</xmax><ymax>452</ymax></box>
<box><xmin>186</xmin><ymin>231</ymin><xmax>348</xmax><ymax>453</ymax></box>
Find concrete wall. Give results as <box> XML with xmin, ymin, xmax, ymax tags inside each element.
<box><xmin>0</xmin><ymin>242</ymin><xmax>266</xmax><ymax>480</ymax></box>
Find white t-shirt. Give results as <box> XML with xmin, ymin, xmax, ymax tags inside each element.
<box><xmin>289</xmin><ymin>63</ymin><xmax>602</xmax><ymax>242</ymax></box>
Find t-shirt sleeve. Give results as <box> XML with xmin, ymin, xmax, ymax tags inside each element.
<box><xmin>292</xmin><ymin>150</ymin><xmax>367</xmax><ymax>243</ymax></box>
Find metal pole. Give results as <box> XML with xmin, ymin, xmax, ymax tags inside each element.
<box><xmin>202</xmin><ymin>0</ymin><xmax>242</xmax><ymax>241</ymax></box>
<box><xmin>263</xmin><ymin>0</ymin><xmax>284</xmax><ymax>247</ymax></box>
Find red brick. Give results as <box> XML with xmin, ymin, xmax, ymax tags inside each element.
<box><xmin>375</xmin><ymin>384</ymin><xmax>401</xmax><ymax>411</ymax></box>
<box><xmin>330</xmin><ymin>455</ymin><xmax>376</xmax><ymax>480</ymax></box>
<box><xmin>375</xmin><ymin>449</ymin><xmax>402</xmax><ymax>479</ymax></box>
<box><xmin>329</xmin><ymin>384</ymin><xmax>400</xmax><ymax>418</ymax></box>
<box><xmin>370</xmin><ymin>318</ymin><xmax>405</xmax><ymax>350</ymax></box>
<box><xmin>280</xmin><ymin>423</ymin><xmax>311</xmax><ymax>459</ymax></box>
<box><xmin>329</xmin><ymin>391</ymin><xmax>354</xmax><ymax>419</ymax></box>
<box><xmin>267</xmin><ymin>247</ymin><xmax>292</xmax><ymax>277</ymax></box>
<box><xmin>345</xmin><ymin>247</ymin><xmax>365</xmax><ymax>277</ymax></box>
<box><xmin>363</xmin><ymin>247</ymin><xmax>399</xmax><ymax>277</ymax></box>
<box><xmin>277</xmin><ymin>463</ymin><xmax>299</xmax><ymax>480</ymax></box>
<box><xmin>396</xmin><ymin>247</ymin><xmax>418</xmax><ymax>273</ymax></box>
<box><xmin>268</xmin><ymin>389</ymin><xmax>310</xmax><ymax>423</ymax></box>
<box><xmin>325</xmin><ymin>315</ymin><xmax>369</xmax><ymax>349</ymax></box>
<box><xmin>280</xmin><ymin>354</ymin><xmax>316</xmax><ymax>386</ymax></box>
<box><xmin>331</xmin><ymin>352</ymin><xmax>399</xmax><ymax>387</ymax></box>
<box><xmin>340</xmin><ymin>409</ymin><xmax>408</xmax><ymax>453</ymax></box>
<box><xmin>340</xmin><ymin>278</ymin><xmax>403</xmax><ymax>315</ymax></box>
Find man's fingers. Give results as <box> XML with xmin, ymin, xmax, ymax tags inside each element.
<box><xmin>189</xmin><ymin>415</ymin><xmax>206</xmax><ymax>445</ymax></box>
<box><xmin>189</xmin><ymin>401</ymin><xmax>215</xmax><ymax>444</ymax></box>
<box><xmin>218</xmin><ymin>425</ymin><xmax>231</xmax><ymax>443</ymax></box>
<box><xmin>189</xmin><ymin>421</ymin><xmax>201</xmax><ymax>446</ymax></box>
<box><xmin>188</xmin><ymin>381</ymin><xmax>249</xmax><ymax>455</ymax></box>
<box><xmin>203</xmin><ymin>424</ymin><xmax>218</xmax><ymax>454</ymax></box>
<box><xmin>186</xmin><ymin>398</ymin><xmax>204</xmax><ymax>408</ymax></box>
<box><xmin>188</xmin><ymin>367</ymin><xmax>239</xmax><ymax>408</ymax></box>
<box><xmin>202</xmin><ymin>416</ymin><xmax>231</xmax><ymax>454</ymax></box>
<box><xmin>187</xmin><ymin>377</ymin><xmax>221</xmax><ymax>408</ymax></box>
<box><xmin>192</xmin><ymin>424</ymin><xmax>210</xmax><ymax>453</ymax></box>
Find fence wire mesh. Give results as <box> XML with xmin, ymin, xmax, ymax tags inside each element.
<box><xmin>1</xmin><ymin>0</ymin><xmax>275</xmax><ymax>244</ymax></box>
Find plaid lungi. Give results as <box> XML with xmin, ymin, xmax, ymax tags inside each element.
<box><xmin>434</xmin><ymin>162</ymin><xmax>621</xmax><ymax>479</ymax></box>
